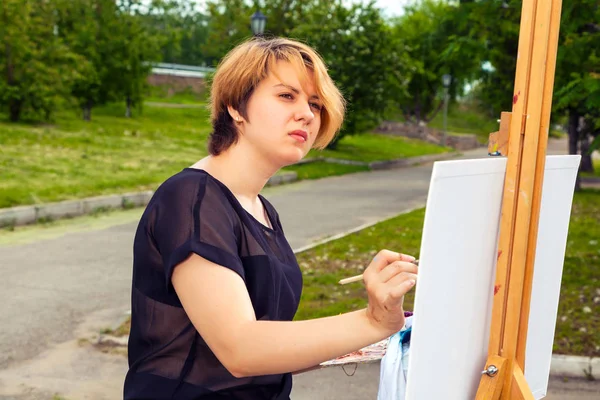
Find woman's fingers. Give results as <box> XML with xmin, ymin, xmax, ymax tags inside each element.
<box><xmin>398</xmin><ymin>253</ymin><xmax>417</xmax><ymax>263</ymax></box>
<box><xmin>368</xmin><ymin>250</ymin><xmax>405</xmax><ymax>273</ymax></box>
<box><xmin>378</xmin><ymin>261</ymin><xmax>418</xmax><ymax>284</ymax></box>
<box><xmin>386</xmin><ymin>272</ymin><xmax>418</xmax><ymax>300</ymax></box>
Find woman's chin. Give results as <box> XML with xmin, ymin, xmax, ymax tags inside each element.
<box><xmin>276</xmin><ymin>148</ymin><xmax>307</xmax><ymax>167</ymax></box>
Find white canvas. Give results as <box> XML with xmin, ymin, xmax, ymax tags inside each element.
<box><xmin>403</xmin><ymin>155</ymin><xmax>580</xmax><ymax>400</ymax></box>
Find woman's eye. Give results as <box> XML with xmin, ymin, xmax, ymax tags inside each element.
<box><xmin>310</xmin><ymin>103</ymin><xmax>322</xmax><ymax>111</ymax></box>
<box><xmin>280</xmin><ymin>93</ymin><xmax>294</xmax><ymax>100</ymax></box>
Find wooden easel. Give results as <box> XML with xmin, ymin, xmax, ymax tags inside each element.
<box><xmin>476</xmin><ymin>0</ymin><xmax>564</xmax><ymax>399</ymax></box>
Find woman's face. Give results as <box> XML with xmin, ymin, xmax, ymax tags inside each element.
<box><xmin>231</xmin><ymin>61</ymin><xmax>323</xmax><ymax>167</ymax></box>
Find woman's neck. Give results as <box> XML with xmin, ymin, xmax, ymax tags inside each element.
<box><xmin>192</xmin><ymin>141</ymin><xmax>278</xmax><ymax>201</ymax></box>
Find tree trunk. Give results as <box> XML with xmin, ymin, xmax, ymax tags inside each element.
<box><xmin>82</xmin><ymin>99</ymin><xmax>93</xmax><ymax>121</ymax></box>
<box><xmin>580</xmin><ymin>134</ymin><xmax>594</xmax><ymax>172</ymax></box>
<box><xmin>9</xmin><ymin>99</ymin><xmax>22</xmax><ymax>122</ymax></box>
<box><xmin>424</xmin><ymin>99</ymin><xmax>445</xmax><ymax>123</ymax></box>
<box><xmin>579</xmin><ymin>118</ymin><xmax>594</xmax><ymax>173</ymax></box>
<box><xmin>126</xmin><ymin>96</ymin><xmax>132</xmax><ymax>118</ymax></box>
<box><xmin>6</xmin><ymin>44</ymin><xmax>20</xmax><ymax>122</ymax></box>
<box><xmin>568</xmin><ymin>110</ymin><xmax>581</xmax><ymax>191</ymax></box>
<box><xmin>415</xmin><ymin>93</ymin><xmax>422</xmax><ymax>125</ymax></box>
<box><xmin>568</xmin><ymin>110</ymin><xmax>579</xmax><ymax>155</ymax></box>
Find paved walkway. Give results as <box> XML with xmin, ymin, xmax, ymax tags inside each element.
<box><xmin>2</xmin><ymin>139</ymin><xmax>598</xmax><ymax>399</ymax></box>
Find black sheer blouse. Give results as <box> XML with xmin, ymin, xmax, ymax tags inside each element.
<box><xmin>124</xmin><ymin>168</ymin><xmax>303</xmax><ymax>399</ymax></box>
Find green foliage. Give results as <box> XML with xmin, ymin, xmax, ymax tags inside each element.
<box><xmin>290</xmin><ymin>0</ymin><xmax>414</xmax><ymax>145</ymax></box>
<box><xmin>202</xmin><ymin>0</ymin><xmax>253</xmax><ymax>65</ymax></box>
<box><xmin>141</xmin><ymin>0</ymin><xmax>211</xmax><ymax>66</ymax></box>
<box><xmin>111</xmin><ymin>1</ymin><xmax>164</xmax><ymax>116</ymax></box>
<box><xmin>466</xmin><ymin>0</ymin><xmax>600</xmax><ymax>126</ymax></box>
<box><xmin>390</xmin><ymin>0</ymin><xmax>485</xmax><ymax>124</ymax></box>
<box><xmin>466</xmin><ymin>0</ymin><xmax>521</xmax><ymax>118</ymax></box>
<box><xmin>0</xmin><ymin>0</ymin><xmax>86</xmax><ymax>122</ymax></box>
<box><xmin>553</xmin><ymin>0</ymin><xmax>600</xmax><ymax>122</ymax></box>
<box><xmin>55</xmin><ymin>0</ymin><xmax>164</xmax><ymax>120</ymax></box>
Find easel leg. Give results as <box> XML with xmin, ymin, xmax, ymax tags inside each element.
<box><xmin>510</xmin><ymin>365</ymin><xmax>536</xmax><ymax>400</ymax></box>
<box><xmin>475</xmin><ymin>356</ymin><xmax>507</xmax><ymax>400</ymax></box>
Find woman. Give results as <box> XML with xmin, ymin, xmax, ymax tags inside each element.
<box><xmin>124</xmin><ymin>37</ymin><xmax>418</xmax><ymax>400</ymax></box>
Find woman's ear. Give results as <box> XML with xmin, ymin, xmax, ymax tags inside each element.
<box><xmin>227</xmin><ymin>105</ymin><xmax>243</xmax><ymax>123</ymax></box>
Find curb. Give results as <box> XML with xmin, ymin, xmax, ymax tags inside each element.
<box><xmin>0</xmin><ymin>152</ymin><xmax>460</xmax><ymax>229</ymax></box>
<box><xmin>0</xmin><ymin>172</ymin><xmax>298</xmax><ymax>228</ymax></box>
<box><xmin>368</xmin><ymin>152</ymin><xmax>460</xmax><ymax>170</ymax></box>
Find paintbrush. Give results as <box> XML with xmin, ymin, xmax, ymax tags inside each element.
<box><xmin>338</xmin><ymin>259</ymin><xmax>419</xmax><ymax>285</ymax></box>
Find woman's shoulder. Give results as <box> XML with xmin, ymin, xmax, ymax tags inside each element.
<box><xmin>147</xmin><ymin>168</ymin><xmax>238</xmax><ymax>220</ymax></box>
<box><xmin>153</xmin><ymin>168</ymin><xmax>222</xmax><ymax>201</ymax></box>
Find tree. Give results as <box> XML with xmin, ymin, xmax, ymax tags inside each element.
<box><xmin>290</xmin><ymin>0</ymin><xmax>414</xmax><ymax>147</ymax></box>
<box><xmin>112</xmin><ymin>0</ymin><xmax>164</xmax><ymax>117</ymax></box>
<box><xmin>56</xmin><ymin>0</ymin><xmax>105</xmax><ymax>120</ymax></box>
<box><xmin>457</xmin><ymin>0</ymin><xmax>599</xmax><ymax>185</ymax></box>
<box><xmin>57</xmin><ymin>0</ymin><xmax>165</xmax><ymax>120</ymax></box>
<box><xmin>0</xmin><ymin>0</ymin><xmax>84</xmax><ymax>122</ymax></box>
<box><xmin>390</xmin><ymin>0</ymin><xmax>485</xmax><ymax>125</ymax></box>
<box><xmin>202</xmin><ymin>0</ymin><xmax>253</xmax><ymax>65</ymax></box>
<box><xmin>140</xmin><ymin>0</ymin><xmax>208</xmax><ymax>66</ymax></box>
<box><xmin>552</xmin><ymin>0</ymin><xmax>600</xmax><ymax>179</ymax></box>
<box><xmin>201</xmin><ymin>0</ymin><xmax>332</xmax><ymax>65</ymax></box>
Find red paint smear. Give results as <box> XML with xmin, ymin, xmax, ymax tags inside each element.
<box><xmin>497</xmin><ymin>250</ymin><xmax>503</xmax><ymax>260</ymax></box>
<box><xmin>513</xmin><ymin>90</ymin><xmax>521</xmax><ymax>104</ymax></box>
<box><xmin>494</xmin><ymin>284</ymin><xmax>501</xmax><ymax>295</ymax></box>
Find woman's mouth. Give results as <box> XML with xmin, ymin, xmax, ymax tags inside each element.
<box><xmin>289</xmin><ymin>130</ymin><xmax>308</xmax><ymax>143</ymax></box>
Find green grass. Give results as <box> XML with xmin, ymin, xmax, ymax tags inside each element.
<box><xmin>294</xmin><ymin>190</ymin><xmax>600</xmax><ymax>357</ymax></box>
<box><xmin>427</xmin><ymin>103</ymin><xmax>500</xmax><ymax>143</ymax></box>
<box><xmin>0</xmin><ymin>103</ymin><xmax>211</xmax><ymax>208</ymax></box>
<box><xmin>282</xmin><ymin>161</ymin><xmax>369</xmax><ymax>180</ymax></box>
<box><xmin>306</xmin><ymin>133</ymin><xmax>451</xmax><ymax>163</ymax></box>
<box><xmin>294</xmin><ymin>208</ymin><xmax>425</xmax><ymax>320</ymax></box>
<box><xmin>580</xmin><ymin>158</ymin><xmax>600</xmax><ymax>177</ymax></box>
<box><xmin>553</xmin><ymin>189</ymin><xmax>600</xmax><ymax>356</ymax></box>
<box><xmin>0</xmin><ymin>106</ymin><xmax>451</xmax><ymax>208</ymax></box>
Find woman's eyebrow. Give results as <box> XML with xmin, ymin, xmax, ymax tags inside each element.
<box><xmin>273</xmin><ymin>83</ymin><xmax>320</xmax><ymax>101</ymax></box>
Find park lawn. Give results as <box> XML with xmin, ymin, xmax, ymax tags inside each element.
<box><xmin>294</xmin><ymin>189</ymin><xmax>600</xmax><ymax>357</ymax></box>
<box><xmin>305</xmin><ymin>133</ymin><xmax>451</xmax><ymax>163</ymax></box>
<box><xmin>580</xmin><ymin>158</ymin><xmax>600</xmax><ymax>177</ymax></box>
<box><xmin>0</xmin><ymin>103</ymin><xmax>211</xmax><ymax>208</ymax></box>
<box><xmin>282</xmin><ymin>161</ymin><xmax>370</xmax><ymax>180</ymax></box>
<box><xmin>0</xmin><ymin>105</ymin><xmax>451</xmax><ymax>208</ymax></box>
<box><xmin>427</xmin><ymin>103</ymin><xmax>500</xmax><ymax>144</ymax></box>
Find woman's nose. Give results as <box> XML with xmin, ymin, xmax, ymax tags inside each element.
<box><xmin>295</xmin><ymin>102</ymin><xmax>315</xmax><ymax>124</ymax></box>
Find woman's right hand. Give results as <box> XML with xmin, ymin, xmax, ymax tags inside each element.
<box><xmin>363</xmin><ymin>249</ymin><xmax>418</xmax><ymax>334</ymax></box>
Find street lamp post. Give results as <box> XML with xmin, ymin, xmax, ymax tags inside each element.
<box><xmin>442</xmin><ymin>74</ymin><xmax>452</xmax><ymax>147</ymax></box>
<box><xmin>250</xmin><ymin>10</ymin><xmax>266</xmax><ymax>37</ymax></box>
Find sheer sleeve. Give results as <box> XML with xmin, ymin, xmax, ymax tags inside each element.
<box><xmin>148</xmin><ymin>175</ymin><xmax>245</xmax><ymax>291</ymax></box>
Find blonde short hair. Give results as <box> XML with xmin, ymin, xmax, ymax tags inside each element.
<box><xmin>208</xmin><ymin>37</ymin><xmax>346</xmax><ymax>155</ymax></box>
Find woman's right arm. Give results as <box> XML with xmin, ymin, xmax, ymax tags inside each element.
<box><xmin>171</xmin><ymin>249</ymin><xmax>417</xmax><ymax>378</ymax></box>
